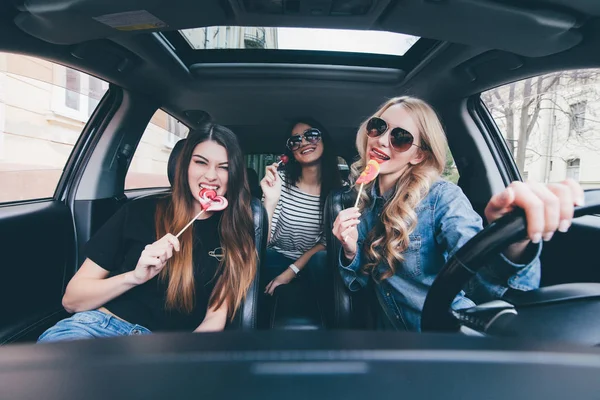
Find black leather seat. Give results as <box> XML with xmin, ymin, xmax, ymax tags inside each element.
<box><xmin>246</xmin><ymin>167</ymin><xmax>263</xmax><ymax>200</ymax></box>
<box><xmin>0</xmin><ymin>138</ymin><xmax>265</xmax><ymax>343</ymax></box>
<box><xmin>230</xmin><ymin>197</ymin><xmax>266</xmax><ymax>329</ymax></box>
<box><xmin>267</xmin><ymin>273</ymin><xmax>325</xmax><ymax>330</ymax></box>
<box><xmin>324</xmin><ymin>188</ymin><xmax>373</xmax><ymax>329</ymax></box>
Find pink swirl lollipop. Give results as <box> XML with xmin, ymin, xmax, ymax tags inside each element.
<box><xmin>198</xmin><ymin>188</ymin><xmax>228</xmax><ymax>211</ymax></box>
<box><xmin>176</xmin><ymin>188</ymin><xmax>229</xmax><ymax>238</ymax></box>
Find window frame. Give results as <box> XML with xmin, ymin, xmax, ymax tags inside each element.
<box><xmin>124</xmin><ymin>110</ymin><xmax>190</xmax><ymax>192</ymax></box>
<box><xmin>51</xmin><ymin>66</ymin><xmax>109</xmax><ymax>123</ymax></box>
<box><xmin>566</xmin><ymin>158</ymin><xmax>581</xmax><ymax>181</ymax></box>
<box><xmin>569</xmin><ymin>100</ymin><xmax>587</xmax><ymax>134</ymax></box>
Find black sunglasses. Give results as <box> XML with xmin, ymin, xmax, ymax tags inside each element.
<box><xmin>366</xmin><ymin>117</ymin><xmax>423</xmax><ymax>153</ymax></box>
<box><xmin>286</xmin><ymin>128</ymin><xmax>322</xmax><ymax>151</ymax></box>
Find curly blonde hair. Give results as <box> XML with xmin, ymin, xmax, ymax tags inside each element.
<box><xmin>351</xmin><ymin>96</ymin><xmax>447</xmax><ymax>280</ymax></box>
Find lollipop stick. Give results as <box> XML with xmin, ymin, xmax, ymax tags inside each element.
<box><xmin>342</xmin><ymin>183</ymin><xmax>365</xmax><ymax>243</ymax></box>
<box><xmin>354</xmin><ymin>183</ymin><xmax>364</xmax><ymax>208</ymax></box>
<box><xmin>175</xmin><ymin>209</ymin><xmax>205</xmax><ymax>238</ymax></box>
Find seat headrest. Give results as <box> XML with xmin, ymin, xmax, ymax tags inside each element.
<box><xmin>167</xmin><ymin>139</ymin><xmax>187</xmax><ymax>186</ymax></box>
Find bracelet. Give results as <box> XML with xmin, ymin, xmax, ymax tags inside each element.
<box><xmin>289</xmin><ymin>264</ymin><xmax>300</xmax><ymax>275</ymax></box>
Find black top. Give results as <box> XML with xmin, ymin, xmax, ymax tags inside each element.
<box><xmin>84</xmin><ymin>196</ymin><xmax>222</xmax><ymax>332</ymax></box>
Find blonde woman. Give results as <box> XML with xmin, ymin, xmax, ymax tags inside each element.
<box><xmin>333</xmin><ymin>96</ymin><xmax>584</xmax><ymax>331</ymax></box>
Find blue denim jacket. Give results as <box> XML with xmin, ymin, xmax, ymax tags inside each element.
<box><xmin>339</xmin><ymin>180</ymin><xmax>541</xmax><ymax>331</ymax></box>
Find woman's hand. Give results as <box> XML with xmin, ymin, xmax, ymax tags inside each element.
<box><xmin>332</xmin><ymin>207</ymin><xmax>361</xmax><ymax>261</ymax></box>
<box><xmin>485</xmin><ymin>179</ymin><xmax>584</xmax><ymax>244</ymax></box>
<box><xmin>132</xmin><ymin>233</ymin><xmax>180</xmax><ymax>285</ymax></box>
<box><xmin>260</xmin><ymin>163</ymin><xmax>282</xmax><ymax>207</ymax></box>
<box><xmin>265</xmin><ymin>268</ymin><xmax>296</xmax><ymax>296</ymax></box>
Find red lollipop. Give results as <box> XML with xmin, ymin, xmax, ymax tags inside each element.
<box><xmin>276</xmin><ymin>154</ymin><xmax>289</xmax><ymax>166</ymax></box>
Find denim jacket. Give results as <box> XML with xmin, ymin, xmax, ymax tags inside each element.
<box><xmin>339</xmin><ymin>180</ymin><xmax>541</xmax><ymax>331</ymax></box>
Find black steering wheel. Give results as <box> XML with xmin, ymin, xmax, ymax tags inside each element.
<box><xmin>421</xmin><ymin>189</ymin><xmax>600</xmax><ymax>344</ymax></box>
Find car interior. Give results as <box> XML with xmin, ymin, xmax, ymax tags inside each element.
<box><xmin>2</xmin><ymin>0</ymin><xmax>600</xmax><ymax>397</ymax></box>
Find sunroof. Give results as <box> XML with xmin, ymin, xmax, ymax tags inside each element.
<box><xmin>179</xmin><ymin>26</ymin><xmax>420</xmax><ymax>57</ymax></box>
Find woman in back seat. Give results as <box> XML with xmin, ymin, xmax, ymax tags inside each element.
<box><xmin>262</xmin><ymin>118</ymin><xmax>342</xmax><ymax>299</ymax></box>
<box><xmin>38</xmin><ymin>123</ymin><xmax>257</xmax><ymax>342</ymax></box>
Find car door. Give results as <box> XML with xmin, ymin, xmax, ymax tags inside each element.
<box><xmin>480</xmin><ymin>68</ymin><xmax>600</xmax><ymax>286</ymax></box>
<box><xmin>0</xmin><ymin>53</ymin><xmax>112</xmax><ymax>342</ymax></box>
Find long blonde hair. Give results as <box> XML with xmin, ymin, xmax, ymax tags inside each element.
<box><xmin>351</xmin><ymin>96</ymin><xmax>447</xmax><ymax>280</ymax></box>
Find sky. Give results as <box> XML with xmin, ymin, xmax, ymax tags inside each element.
<box><xmin>276</xmin><ymin>27</ymin><xmax>419</xmax><ymax>56</ymax></box>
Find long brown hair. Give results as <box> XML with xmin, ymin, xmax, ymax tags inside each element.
<box><xmin>351</xmin><ymin>96</ymin><xmax>447</xmax><ymax>280</ymax></box>
<box><xmin>154</xmin><ymin>123</ymin><xmax>256</xmax><ymax>320</ymax></box>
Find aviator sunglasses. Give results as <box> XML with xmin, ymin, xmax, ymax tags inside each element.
<box><xmin>286</xmin><ymin>128</ymin><xmax>322</xmax><ymax>151</ymax></box>
<box><xmin>366</xmin><ymin>116</ymin><xmax>424</xmax><ymax>152</ymax></box>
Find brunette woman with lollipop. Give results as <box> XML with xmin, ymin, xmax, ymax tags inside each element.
<box><xmin>39</xmin><ymin>123</ymin><xmax>257</xmax><ymax>342</ymax></box>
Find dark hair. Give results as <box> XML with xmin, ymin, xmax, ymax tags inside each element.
<box><xmin>155</xmin><ymin>123</ymin><xmax>256</xmax><ymax>320</ymax></box>
<box><xmin>283</xmin><ymin>117</ymin><xmax>342</xmax><ymax>221</ymax></box>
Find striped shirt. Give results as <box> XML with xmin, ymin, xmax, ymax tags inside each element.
<box><xmin>268</xmin><ymin>172</ymin><xmax>325</xmax><ymax>260</ymax></box>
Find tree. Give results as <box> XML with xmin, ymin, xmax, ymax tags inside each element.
<box><xmin>481</xmin><ymin>70</ymin><xmax>600</xmax><ymax>173</ymax></box>
<box><xmin>482</xmin><ymin>74</ymin><xmax>559</xmax><ymax>170</ymax></box>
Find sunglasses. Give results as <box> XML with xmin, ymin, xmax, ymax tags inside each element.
<box><xmin>286</xmin><ymin>128</ymin><xmax>322</xmax><ymax>151</ymax></box>
<box><xmin>366</xmin><ymin>117</ymin><xmax>423</xmax><ymax>153</ymax></box>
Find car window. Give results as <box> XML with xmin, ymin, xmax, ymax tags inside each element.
<box><xmin>0</xmin><ymin>53</ymin><xmax>108</xmax><ymax>204</ymax></box>
<box><xmin>443</xmin><ymin>147</ymin><xmax>460</xmax><ymax>185</ymax></box>
<box><xmin>246</xmin><ymin>154</ymin><xmax>279</xmax><ymax>181</ymax></box>
<box><xmin>124</xmin><ymin>110</ymin><xmax>189</xmax><ymax>190</ymax></box>
<box><xmin>482</xmin><ymin>69</ymin><xmax>600</xmax><ymax>189</ymax></box>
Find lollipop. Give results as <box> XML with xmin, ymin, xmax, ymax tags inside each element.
<box><xmin>354</xmin><ymin>160</ymin><xmax>381</xmax><ymax>208</ymax></box>
<box><xmin>198</xmin><ymin>188</ymin><xmax>228</xmax><ymax>211</ymax></box>
<box><xmin>175</xmin><ymin>188</ymin><xmax>229</xmax><ymax>238</ymax></box>
<box><xmin>276</xmin><ymin>154</ymin><xmax>289</xmax><ymax>167</ymax></box>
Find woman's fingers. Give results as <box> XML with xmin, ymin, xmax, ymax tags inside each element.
<box><xmin>266</xmin><ymin>166</ymin><xmax>278</xmax><ymax>180</ymax></box>
<box><xmin>509</xmin><ymin>182</ymin><xmax>547</xmax><ymax>243</ymax></box>
<box><xmin>338</xmin><ymin>207</ymin><xmax>360</xmax><ymax>221</ymax></box>
<box><xmin>267</xmin><ymin>281</ymin><xmax>280</xmax><ymax>295</ymax></box>
<box><xmin>333</xmin><ymin>207</ymin><xmax>360</xmax><ymax>235</ymax></box>
<box><xmin>488</xmin><ymin>180</ymin><xmax>583</xmax><ymax>243</ymax></box>
<box><xmin>264</xmin><ymin>281</ymin><xmax>272</xmax><ymax>294</ymax></box>
<box><xmin>527</xmin><ymin>181</ymin><xmax>560</xmax><ymax>241</ymax></box>
<box><xmin>341</xmin><ymin>226</ymin><xmax>358</xmax><ymax>240</ymax></box>
<box><xmin>546</xmin><ymin>182</ymin><xmax>574</xmax><ymax>233</ymax></box>
<box><xmin>143</xmin><ymin>247</ymin><xmax>164</xmax><ymax>258</ymax></box>
<box><xmin>163</xmin><ymin>233</ymin><xmax>180</xmax><ymax>252</ymax></box>
<box><xmin>562</xmin><ymin>178</ymin><xmax>585</xmax><ymax>206</ymax></box>
<box><xmin>340</xmin><ymin>218</ymin><xmax>360</xmax><ymax>231</ymax></box>
<box><xmin>139</xmin><ymin>255</ymin><xmax>163</xmax><ymax>268</ymax></box>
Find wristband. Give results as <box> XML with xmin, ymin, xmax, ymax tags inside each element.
<box><xmin>289</xmin><ymin>264</ymin><xmax>300</xmax><ymax>275</ymax></box>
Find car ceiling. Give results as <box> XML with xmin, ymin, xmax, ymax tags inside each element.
<box><xmin>2</xmin><ymin>0</ymin><xmax>600</xmax><ymax>159</ymax></box>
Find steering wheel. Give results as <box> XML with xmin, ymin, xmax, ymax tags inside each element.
<box><xmin>421</xmin><ymin>189</ymin><xmax>600</xmax><ymax>344</ymax></box>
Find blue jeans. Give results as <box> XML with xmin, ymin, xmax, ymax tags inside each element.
<box><xmin>37</xmin><ymin>310</ymin><xmax>151</xmax><ymax>343</ymax></box>
<box><xmin>264</xmin><ymin>249</ymin><xmax>328</xmax><ymax>285</ymax></box>
<box><xmin>263</xmin><ymin>249</ymin><xmax>329</xmax><ymax>327</ymax></box>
